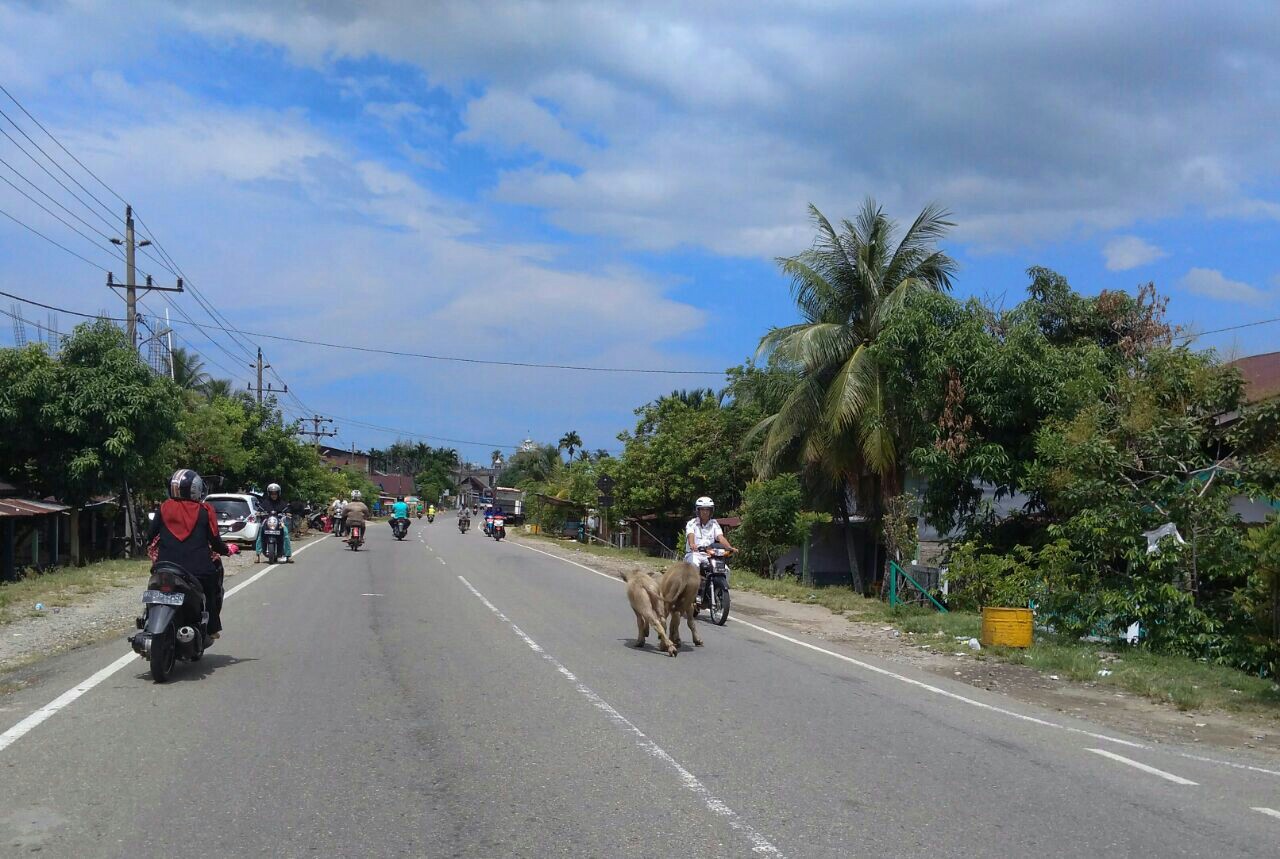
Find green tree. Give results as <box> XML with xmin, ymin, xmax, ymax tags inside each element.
<box><xmin>735</xmin><ymin>475</ymin><xmax>808</xmax><ymax>576</ymax></box>
<box><xmin>170</xmin><ymin>346</ymin><xmax>209</xmax><ymax>392</ymax></box>
<box><xmin>753</xmin><ymin>200</ymin><xmax>956</xmax><ymax>592</ymax></box>
<box><xmin>0</xmin><ymin>322</ymin><xmax>183</xmax><ymax>563</ymax></box>
<box><xmin>558</xmin><ymin>430</ymin><xmax>583</xmax><ymax>461</ymax></box>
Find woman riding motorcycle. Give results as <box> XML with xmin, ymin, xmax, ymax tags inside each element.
<box><xmin>146</xmin><ymin>469</ymin><xmax>230</xmax><ymax>643</ymax></box>
<box><xmin>256</xmin><ymin>482</ymin><xmax>292</xmax><ymax>563</ymax></box>
<box><xmin>685</xmin><ymin>496</ymin><xmax>735</xmax><ymax>567</ymax></box>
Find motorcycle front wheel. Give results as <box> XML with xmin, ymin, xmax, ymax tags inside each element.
<box><xmin>709</xmin><ymin>581</ymin><xmax>730</xmax><ymax>625</ymax></box>
<box><xmin>150</xmin><ymin>627</ymin><xmax>177</xmax><ymax>682</ymax></box>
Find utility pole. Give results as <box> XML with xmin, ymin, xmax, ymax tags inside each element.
<box><xmin>246</xmin><ymin>347</ymin><xmax>288</xmax><ymax>403</ymax></box>
<box><xmin>108</xmin><ymin>205</ymin><xmax>182</xmax><ymax>349</ymax></box>
<box><xmin>300</xmin><ymin>414</ymin><xmax>337</xmax><ymax>451</ymax></box>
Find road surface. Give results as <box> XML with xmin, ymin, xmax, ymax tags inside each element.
<box><xmin>1</xmin><ymin>515</ymin><xmax>1278</xmax><ymax>857</ymax></box>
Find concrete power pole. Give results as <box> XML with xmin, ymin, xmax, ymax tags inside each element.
<box><xmin>247</xmin><ymin>347</ymin><xmax>288</xmax><ymax>403</ymax></box>
<box><xmin>108</xmin><ymin>205</ymin><xmax>182</xmax><ymax>349</ymax></box>
<box><xmin>300</xmin><ymin>415</ymin><xmax>337</xmax><ymax>451</ymax></box>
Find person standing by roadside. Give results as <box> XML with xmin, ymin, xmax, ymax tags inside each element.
<box><xmin>332</xmin><ymin>496</ymin><xmax>348</xmax><ymax>537</ymax></box>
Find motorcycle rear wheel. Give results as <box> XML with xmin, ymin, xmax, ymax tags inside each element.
<box><xmin>150</xmin><ymin>628</ymin><xmax>177</xmax><ymax>682</ymax></box>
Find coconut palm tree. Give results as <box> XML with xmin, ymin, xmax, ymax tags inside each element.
<box><xmin>753</xmin><ymin>199</ymin><xmax>956</xmax><ymax>592</ymax></box>
<box><xmin>170</xmin><ymin>346</ymin><xmax>209</xmax><ymax>392</ymax></box>
<box><xmin>558</xmin><ymin>430</ymin><xmax>583</xmax><ymax>461</ymax></box>
<box><xmin>201</xmin><ymin>377</ymin><xmax>233</xmax><ymax>400</ymax></box>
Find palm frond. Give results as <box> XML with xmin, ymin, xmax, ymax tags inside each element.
<box><xmin>820</xmin><ymin>344</ymin><xmax>877</xmax><ymax>434</ymax></box>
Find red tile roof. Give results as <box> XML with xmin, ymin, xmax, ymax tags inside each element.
<box><xmin>1230</xmin><ymin>352</ymin><xmax>1280</xmax><ymax>404</ymax></box>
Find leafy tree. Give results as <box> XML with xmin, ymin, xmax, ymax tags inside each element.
<box><xmin>753</xmin><ymin>200</ymin><xmax>956</xmax><ymax>592</ymax></box>
<box><xmin>614</xmin><ymin>393</ymin><xmax>758</xmax><ymax>519</ymax></box>
<box><xmin>200</xmin><ymin>377</ymin><xmax>234</xmax><ymax>400</ymax></box>
<box><xmin>735</xmin><ymin>475</ymin><xmax>808</xmax><ymax>576</ymax></box>
<box><xmin>500</xmin><ymin>444</ymin><xmax>562</xmax><ymax>487</ymax></box>
<box><xmin>0</xmin><ymin>322</ymin><xmax>183</xmax><ymax>563</ymax></box>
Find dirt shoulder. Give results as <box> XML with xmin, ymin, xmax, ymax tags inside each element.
<box><xmin>515</xmin><ymin>534</ymin><xmax>1280</xmax><ymax>757</ymax></box>
<box><xmin>0</xmin><ymin>535</ymin><xmax>320</xmax><ymax>676</ymax></box>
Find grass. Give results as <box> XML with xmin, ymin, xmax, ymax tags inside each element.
<box><xmin>0</xmin><ymin>558</ymin><xmax>150</xmax><ymax>625</ymax></box>
<box><xmin>526</xmin><ymin>532</ymin><xmax>1280</xmax><ymax>721</ymax></box>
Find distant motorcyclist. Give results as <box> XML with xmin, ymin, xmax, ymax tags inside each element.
<box><xmin>256</xmin><ymin>482</ymin><xmax>293</xmax><ymax>563</ymax></box>
<box><xmin>344</xmin><ymin>490</ymin><xmax>370</xmax><ymax>543</ymax></box>
<box><xmin>427</xmin><ymin>503</ymin><xmax>436</xmax><ymax>523</ymax></box>
<box><xmin>147</xmin><ymin>469</ymin><xmax>229</xmax><ymax>643</ymax></box>
<box><xmin>333</xmin><ymin>497</ymin><xmax>348</xmax><ymax>537</ymax></box>
<box><xmin>390</xmin><ymin>495</ymin><xmax>410</xmax><ymax>529</ymax></box>
<box><xmin>685</xmin><ymin>496</ymin><xmax>735</xmax><ymax>568</ymax></box>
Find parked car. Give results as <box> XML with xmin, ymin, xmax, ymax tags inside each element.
<box><xmin>206</xmin><ymin>493</ymin><xmax>266</xmax><ymax>545</ymax></box>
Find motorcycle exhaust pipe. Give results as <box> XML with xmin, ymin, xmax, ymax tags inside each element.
<box><xmin>176</xmin><ymin>626</ymin><xmax>197</xmax><ymax>644</ymax></box>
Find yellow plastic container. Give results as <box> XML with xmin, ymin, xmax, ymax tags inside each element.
<box><xmin>980</xmin><ymin>607</ymin><xmax>1033</xmax><ymax>648</ymax></box>
<box><xmin>524</xmin><ymin>524</ymin><xmax>540</xmax><ymax>535</ymax></box>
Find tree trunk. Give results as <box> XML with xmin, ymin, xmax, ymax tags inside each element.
<box><xmin>69</xmin><ymin>506</ymin><xmax>82</xmax><ymax>567</ymax></box>
<box><xmin>837</xmin><ymin>489</ymin><xmax>866</xmax><ymax>594</ymax></box>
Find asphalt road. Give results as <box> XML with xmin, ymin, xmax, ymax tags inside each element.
<box><xmin>2</xmin><ymin>514</ymin><xmax>1278</xmax><ymax>857</ymax></box>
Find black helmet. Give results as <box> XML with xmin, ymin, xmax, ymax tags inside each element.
<box><xmin>168</xmin><ymin>469</ymin><xmax>207</xmax><ymax>501</ymax></box>
<box><xmin>397</xmin><ymin>495</ymin><xmax>404</xmax><ymax>502</ymax></box>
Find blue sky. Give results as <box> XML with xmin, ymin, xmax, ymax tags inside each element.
<box><xmin>0</xmin><ymin>1</ymin><xmax>1277</xmax><ymax>463</ymax></box>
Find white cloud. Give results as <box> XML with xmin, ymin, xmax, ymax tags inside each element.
<box><xmin>1179</xmin><ymin>268</ymin><xmax>1270</xmax><ymax>306</ymax></box>
<box><xmin>1102</xmin><ymin>235</ymin><xmax>1168</xmax><ymax>271</ymax></box>
<box><xmin>153</xmin><ymin>0</ymin><xmax>1280</xmax><ymax>254</ymax></box>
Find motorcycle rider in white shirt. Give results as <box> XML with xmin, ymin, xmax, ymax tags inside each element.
<box><xmin>685</xmin><ymin>496</ymin><xmax>735</xmax><ymax>568</ymax></box>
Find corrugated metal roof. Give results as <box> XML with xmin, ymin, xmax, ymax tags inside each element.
<box><xmin>0</xmin><ymin>498</ymin><xmax>71</xmax><ymax>518</ymax></box>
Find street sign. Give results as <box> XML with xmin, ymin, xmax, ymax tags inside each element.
<box><xmin>598</xmin><ymin>494</ymin><xmax>615</xmax><ymax>508</ymax></box>
<box><xmin>596</xmin><ymin>475</ymin><xmax>616</xmax><ymax>493</ymax></box>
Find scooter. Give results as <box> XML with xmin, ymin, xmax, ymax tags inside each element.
<box><xmin>129</xmin><ymin>561</ymin><xmax>212</xmax><ymax>682</ymax></box>
<box><xmin>694</xmin><ymin>547</ymin><xmax>733</xmax><ymax>625</ymax></box>
<box><xmin>427</xmin><ymin>511</ymin><xmax>435</xmax><ymax>523</ymax></box>
<box><xmin>491</xmin><ymin>515</ymin><xmax>506</xmax><ymax>542</ymax></box>
<box><xmin>391</xmin><ymin>517</ymin><xmax>409</xmax><ymax>540</ymax></box>
<box><xmin>458</xmin><ymin>516</ymin><xmax>470</xmax><ymax>534</ymax></box>
<box><xmin>261</xmin><ymin>514</ymin><xmax>286</xmax><ymax>563</ymax></box>
<box><xmin>348</xmin><ymin>522</ymin><xmax>365</xmax><ymax>551</ymax></box>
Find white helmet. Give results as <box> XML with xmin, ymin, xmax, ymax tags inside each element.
<box><xmin>350</xmin><ymin>489</ymin><xmax>362</xmax><ymax>500</ymax></box>
<box><xmin>267</xmin><ymin>483</ymin><xmax>281</xmax><ymax>494</ymax></box>
<box><xmin>695</xmin><ymin>496</ymin><xmax>714</xmax><ymax>511</ymax></box>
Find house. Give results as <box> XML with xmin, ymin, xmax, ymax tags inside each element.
<box><xmin>318</xmin><ymin>445</ymin><xmax>370</xmax><ymax>474</ymax></box>
<box><xmin>1230</xmin><ymin>351</ymin><xmax>1280</xmax><ymax>404</ymax></box>
<box><xmin>371</xmin><ymin>472</ymin><xmax>415</xmax><ymax>500</ymax></box>
<box><xmin>0</xmin><ymin>480</ymin><xmax>70</xmax><ymax>581</ymax></box>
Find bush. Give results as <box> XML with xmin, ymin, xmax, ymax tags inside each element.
<box><xmin>735</xmin><ymin>475</ymin><xmax>808</xmax><ymax>576</ymax></box>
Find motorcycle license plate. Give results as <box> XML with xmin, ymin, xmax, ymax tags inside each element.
<box><xmin>142</xmin><ymin>590</ymin><xmax>184</xmax><ymax>606</ymax></box>
<box><xmin>219</xmin><ymin>525</ymin><xmax>230</xmax><ymax>533</ymax></box>
<box><xmin>264</xmin><ymin>529</ymin><xmax>281</xmax><ymax>536</ymax></box>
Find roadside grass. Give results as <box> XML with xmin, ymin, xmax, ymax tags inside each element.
<box><xmin>525</xmin><ymin>534</ymin><xmax>1280</xmax><ymax>721</ymax></box>
<box><xmin>725</xmin><ymin>564</ymin><xmax>1279</xmax><ymax>721</ymax></box>
<box><xmin>0</xmin><ymin>558</ymin><xmax>149</xmax><ymax>625</ymax></box>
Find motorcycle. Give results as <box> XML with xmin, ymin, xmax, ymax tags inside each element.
<box><xmin>427</xmin><ymin>511</ymin><xmax>435</xmax><ymax>523</ymax></box>
<box><xmin>416</xmin><ymin>509</ymin><xmax>422</xmax><ymax>520</ymax></box>
<box><xmin>694</xmin><ymin>547</ymin><xmax>733</xmax><ymax>625</ymax></box>
<box><xmin>129</xmin><ymin>561</ymin><xmax>212</xmax><ymax>682</ymax></box>
<box><xmin>458</xmin><ymin>516</ymin><xmax>470</xmax><ymax>534</ymax></box>
<box><xmin>348</xmin><ymin>522</ymin><xmax>365</xmax><ymax>551</ymax></box>
<box><xmin>392</xmin><ymin>518</ymin><xmax>409</xmax><ymax>540</ymax></box>
<box><xmin>261</xmin><ymin>514</ymin><xmax>286</xmax><ymax>564</ymax></box>
<box><xmin>491</xmin><ymin>515</ymin><xmax>506</xmax><ymax>542</ymax></box>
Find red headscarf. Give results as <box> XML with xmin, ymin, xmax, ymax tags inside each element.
<box><xmin>160</xmin><ymin>498</ymin><xmax>215</xmax><ymax>541</ymax></box>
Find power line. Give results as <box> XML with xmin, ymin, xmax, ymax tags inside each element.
<box><xmin>0</xmin><ymin>204</ymin><xmax>115</xmax><ymax>271</ymax></box>
<box><xmin>0</xmin><ymin>95</ymin><xmax>120</xmax><ymax>224</ymax></box>
<box><xmin>0</xmin><ymin>110</ymin><xmax>119</xmax><ymax>234</ymax></box>
<box><xmin>1180</xmin><ymin>317</ymin><xmax>1280</xmax><ymax>342</ymax></box>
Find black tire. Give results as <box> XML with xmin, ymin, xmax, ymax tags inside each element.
<box><xmin>710</xmin><ymin>580</ymin><xmax>730</xmax><ymax>625</ymax></box>
<box><xmin>150</xmin><ymin>628</ymin><xmax>176</xmax><ymax>682</ymax></box>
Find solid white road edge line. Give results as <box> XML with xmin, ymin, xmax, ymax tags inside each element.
<box><xmin>509</xmin><ymin>540</ymin><xmax>1145</xmax><ymax>749</ymax></box>
<box><xmin>1252</xmin><ymin>807</ymin><xmax>1280</xmax><ymax>820</ymax></box>
<box><xmin>1086</xmin><ymin>749</ymin><xmax>1198</xmax><ymax>785</ymax></box>
<box><xmin>456</xmin><ymin>574</ymin><xmax>784</xmax><ymax>857</ymax></box>
<box><xmin>0</xmin><ymin>535</ymin><xmax>329</xmax><ymax>754</ymax></box>
<box><xmin>511</xmin><ymin>540</ymin><xmax>1280</xmax><ymax>779</ymax></box>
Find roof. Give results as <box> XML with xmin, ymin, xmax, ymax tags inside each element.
<box><xmin>0</xmin><ymin>497</ymin><xmax>70</xmax><ymax>518</ymax></box>
<box><xmin>1229</xmin><ymin>352</ymin><xmax>1280</xmax><ymax>404</ymax></box>
<box><xmin>372</xmin><ymin>472</ymin><xmax>415</xmax><ymax>497</ymax></box>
